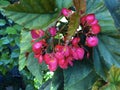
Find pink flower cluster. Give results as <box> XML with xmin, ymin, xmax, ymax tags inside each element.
<box><xmin>30</xmin><ymin>8</ymin><xmax>101</xmax><ymax>72</ymax></box>
<box><xmin>31</xmin><ymin>27</ymin><xmax>57</xmax><ymax>39</ymax></box>
<box><xmin>61</xmin><ymin>8</ymin><xmax>100</xmax><ymax>47</ymax></box>
<box><xmin>32</xmin><ymin>37</ymin><xmax>85</xmax><ymax>71</ymax></box>
<box><xmin>81</xmin><ymin>14</ymin><xmax>101</xmax><ymax>34</ymax></box>
<box><xmin>31</xmin><ymin>29</ymin><xmax>45</xmax><ymax>39</ymax></box>
<box><xmin>80</xmin><ymin>14</ymin><xmax>101</xmax><ymax>47</ymax></box>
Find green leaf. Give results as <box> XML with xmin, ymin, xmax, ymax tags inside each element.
<box><xmin>15</xmin><ymin>37</ymin><xmax>20</xmax><ymax>47</ymax></box>
<box><xmin>0</xmin><ymin>0</ymin><xmax>10</xmax><ymax>8</ymax></box>
<box><xmin>39</xmin><ymin>79</ymin><xmax>52</xmax><ymax>90</ymax></box>
<box><xmin>98</xmin><ymin>34</ymin><xmax>120</xmax><ymax>67</ymax></box>
<box><xmin>94</xmin><ymin>34</ymin><xmax>120</xmax><ymax>80</ymax></box>
<box><xmin>13</xmin><ymin>24</ymin><xmax>23</xmax><ymax>32</ymax></box>
<box><xmin>100</xmin><ymin>66</ymin><xmax>120</xmax><ymax>90</ymax></box>
<box><xmin>25</xmin><ymin>84</ymin><xmax>35</xmax><ymax>90</ymax></box>
<box><xmin>87</xmin><ymin>0</ymin><xmax>120</xmax><ymax>80</ymax></box>
<box><xmin>56</xmin><ymin>0</ymin><xmax>72</xmax><ymax>9</ymax></box>
<box><xmin>87</xmin><ymin>0</ymin><xmax>118</xmax><ymax>34</ymax></box>
<box><xmin>19</xmin><ymin>30</ymin><xmax>32</xmax><ymax>70</ymax></box>
<box><xmin>0</xmin><ymin>28</ymin><xmax>6</xmax><ymax>35</ymax></box>
<box><xmin>0</xmin><ymin>19</ymin><xmax>6</xmax><ymax>26</ymax></box>
<box><xmin>4</xmin><ymin>0</ymin><xmax>73</xmax><ymax>29</ymax></box>
<box><xmin>52</xmin><ymin>68</ymin><xmax>64</xmax><ymax>90</ymax></box>
<box><xmin>5</xmin><ymin>27</ymin><xmax>17</xmax><ymax>35</ymax></box>
<box><xmin>104</xmin><ymin>0</ymin><xmax>120</xmax><ymax>29</ymax></box>
<box><xmin>5</xmin><ymin>0</ymin><xmax>56</xmax><ymax>13</ymax></box>
<box><xmin>109</xmin><ymin>66</ymin><xmax>120</xmax><ymax>84</ymax></box>
<box><xmin>93</xmin><ymin>48</ymin><xmax>108</xmax><ymax>80</ymax></box>
<box><xmin>66</xmin><ymin>0</ymin><xmax>86</xmax><ymax>41</ymax></box>
<box><xmin>66</xmin><ymin>13</ymin><xmax>79</xmax><ymax>41</ymax></box>
<box><xmin>64</xmin><ymin>61</ymin><xmax>98</xmax><ymax>90</ymax></box>
<box><xmin>73</xmin><ymin>0</ymin><xmax>86</xmax><ymax>13</ymax></box>
<box><xmin>92</xmin><ymin>79</ymin><xmax>106</xmax><ymax>90</ymax></box>
<box><xmin>1</xmin><ymin>37</ymin><xmax>12</xmax><ymax>44</ymax></box>
<box><xmin>11</xmin><ymin>48</ymin><xmax>20</xmax><ymax>58</ymax></box>
<box><xmin>27</xmin><ymin>53</ymin><xmax>45</xmax><ymax>83</ymax></box>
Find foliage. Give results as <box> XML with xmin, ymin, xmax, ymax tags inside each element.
<box><xmin>0</xmin><ymin>9</ymin><xmax>20</xmax><ymax>74</ymax></box>
<box><xmin>0</xmin><ymin>0</ymin><xmax>40</xmax><ymax>89</ymax></box>
<box><xmin>66</xmin><ymin>0</ymin><xmax>86</xmax><ymax>40</ymax></box>
<box><xmin>2</xmin><ymin>0</ymin><xmax>120</xmax><ymax>90</ymax></box>
<box><xmin>92</xmin><ymin>66</ymin><xmax>120</xmax><ymax>90</ymax></box>
<box><xmin>4</xmin><ymin>0</ymin><xmax>72</xmax><ymax>29</ymax></box>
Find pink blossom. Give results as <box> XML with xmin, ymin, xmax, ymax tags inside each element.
<box><xmin>38</xmin><ymin>55</ymin><xmax>43</xmax><ymax>64</ymax></box>
<box><xmin>66</xmin><ymin>56</ymin><xmax>73</xmax><ymax>66</ymax></box>
<box><xmin>48</xmin><ymin>57</ymin><xmax>58</xmax><ymax>71</ymax></box>
<box><xmin>90</xmin><ymin>19</ymin><xmax>98</xmax><ymax>25</ymax></box>
<box><xmin>62</xmin><ymin>46</ymin><xmax>70</xmax><ymax>57</ymax></box>
<box><xmin>34</xmin><ymin>54</ymin><xmax>40</xmax><ymax>59</ymax></box>
<box><xmin>72</xmin><ymin>37</ymin><xmax>80</xmax><ymax>46</ymax></box>
<box><xmin>55</xmin><ymin>45</ymin><xmax>63</xmax><ymax>52</ymax></box>
<box><xmin>86</xmin><ymin>36</ymin><xmax>98</xmax><ymax>47</ymax></box>
<box><xmin>43</xmin><ymin>53</ymin><xmax>51</xmax><ymax>64</ymax></box>
<box><xmin>76</xmin><ymin>48</ymin><xmax>85</xmax><ymax>60</ymax></box>
<box><xmin>58</xmin><ymin>59</ymin><xmax>68</xmax><ymax>69</ymax></box>
<box><xmin>31</xmin><ymin>29</ymin><xmax>45</xmax><ymax>39</ymax></box>
<box><xmin>71</xmin><ymin>48</ymin><xmax>79</xmax><ymax>60</ymax></box>
<box><xmin>91</xmin><ymin>24</ymin><xmax>101</xmax><ymax>34</ymax></box>
<box><xmin>55</xmin><ymin>52</ymin><xmax>64</xmax><ymax>60</ymax></box>
<box><xmin>80</xmin><ymin>15</ymin><xmax>86</xmax><ymax>25</ymax></box>
<box><xmin>86</xmin><ymin>14</ymin><xmax>95</xmax><ymax>24</ymax></box>
<box><xmin>48</xmin><ymin>27</ymin><xmax>57</xmax><ymax>36</ymax></box>
<box><xmin>61</xmin><ymin>8</ymin><xmax>72</xmax><ymax>17</ymax></box>
<box><xmin>32</xmin><ymin>42</ymin><xmax>42</xmax><ymax>54</ymax></box>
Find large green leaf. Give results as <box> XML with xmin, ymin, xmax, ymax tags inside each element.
<box><xmin>0</xmin><ymin>0</ymin><xmax>10</xmax><ymax>8</ymax></box>
<box><xmin>104</xmin><ymin>0</ymin><xmax>120</xmax><ymax>30</ymax></box>
<box><xmin>39</xmin><ymin>79</ymin><xmax>52</xmax><ymax>90</ymax></box>
<box><xmin>66</xmin><ymin>13</ymin><xmax>79</xmax><ymax>41</ymax></box>
<box><xmin>64</xmin><ymin>61</ymin><xmax>98</xmax><ymax>90</ymax></box>
<box><xmin>66</xmin><ymin>0</ymin><xmax>86</xmax><ymax>41</ymax></box>
<box><xmin>94</xmin><ymin>34</ymin><xmax>120</xmax><ymax>80</ymax></box>
<box><xmin>93</xmin><ymin>47</ymin><xmax>109</xmax><ymax>80</ymax></box>
<box><xmin>51</xmin><ymin>68</ymin><xmax>64</xmax><ymax>90</ymax></box>
<box><xmin>87</xmin><ymin>0</ymin><xmax>120</xmax><ymax>80</ymax></box>
<box><xmin>27</xmin><ymin>53</ymin><xmax>47</xmax><ymax>83</ymax></box>
<box><xmin>19</xmin><ymin>30</ymin><xmax>32</xmax><ymax>70</ymax></box>
<box><xmin>5</xmin><ymin>0</ymin><xmax>56</xmax><ymax>13</ymax></box>
<box><xmin>4</xmin><ymin>0</ymin><xmax>72</xmax><ymax>29</ymax></box>
<box><xmin>98</xmin><ymin>34</ymin><xmax>120</xmax><ymax>67</ymax></box>
<box><xmin>87</xmin><ymin>0</ymin><xmax>118</xmax><ymax>34</ymax></box>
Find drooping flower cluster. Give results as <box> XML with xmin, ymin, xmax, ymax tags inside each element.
<box><xmin>32</xmin><ymin>38</ymin><xmax>85</xmax><ymax>71</ymax></box>
<box><xmin>80</xmin><ymin>14</ymin><xmax>101</xmax><ymax>47</ymax></box>
<box><xmin>30</xmin><ymin>8</ymin><xmax>101</xmax><ymax>72</ymax></box>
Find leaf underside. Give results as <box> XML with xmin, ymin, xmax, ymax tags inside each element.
<box><xmin>4</xmin><ymin>0</ymin><xmax>73</xmax><ymax>29</ymax></box>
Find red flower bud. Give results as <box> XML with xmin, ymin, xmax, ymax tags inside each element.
<box><xmin>61</xmin><ymin>8</ymin><xmax>72</xmax><ymax>17</ymax></box>
<box><xmin>48</xmin><ymin>27</ymin><xmax>57</xmax><ymax>36</ymax></box>
<box><xmin>86</xmin><ymin>36</ymin><xmax>98</xmax><ymax>47</ymax></box>
<box><xmin>91</xmin><ymin>24</ymin><xmax>101</xmax><ymax>34</ymax></box>
<box><xmin>32</xmin><ymin>42</ymin><xmax>42</xmax><ymax>54</ymax></box>
<box><xmin>86</xmin><ymin>14</ymin><xmax>95</xmax><ymax>24</ymax></box>
<box><xmin>31</xmin><ymin>29</ymin><xmax>45</xmax><ymax>39</ymax></box>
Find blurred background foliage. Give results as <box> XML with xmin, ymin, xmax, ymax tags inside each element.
<box><xmin>0</xmin><ymin>0</ymin><xmax>51</xmax><ymax>89</ymax></box>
